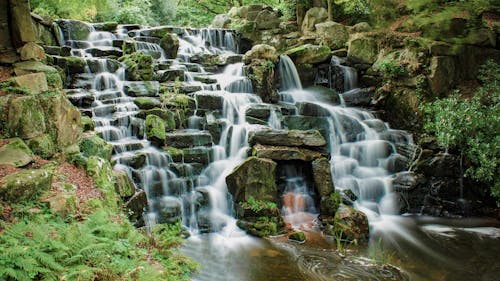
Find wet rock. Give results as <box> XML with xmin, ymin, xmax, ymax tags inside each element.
<box><xmin>340</xmin><ymin>88</ymin><xmax>374</xmax><ymax>107</ymax></box>
<box><xmin>0</xmin><ymin>138</ymin><xmax>33</xmax><ymax>167</ymax></box>
<box><xmin>312</xmin><ymin>158</ymin><xmax>334</xmax><ymax>197</ymax></box>
<box><xmin>236</xmin><ymin>197</ymin><xmax>285</xmax><ymax>237</ymax></box>
<box><xmin>156</xmin><ymin>197</ymin><xmax>182</xmax><ymax>224</ymax></box>
<box><xmin>86</xmin><ymin>47</ymin><xmax>123</xmax><ymax>58</ymax></box>
<box><xmin>124</xmin><ymin>190</ymin><xmax>147</xmax><ymax>225</ymax></box>
<box><xmin>301</xmin><ymin>7</ymin><xmax>328</xmax><ymax>34</ymax></box>
<box><xmin>285</xmin><ymin>44</ymin><xmax>331</xmax><ymax>64</ymax></box>
<box><xmin>418</xmin><ymin>153</ymin><xmax>461</xmax><ymax>178</ymax></box>
<box><xmin>0</xmin><ymin>168</ymin><xmax>53</xmax><ymax>203</ymax></box>
<box><xmin>340</xmin><ymin>189</ymin><xmax>358</xmax><ymax>205</ymax></box>
<box><xmin>145</xmin><ymin>115</ymin><xmax>166</xmax><ymax>146</ymax></box>
<box><xmin>113</xmin><ymin>170</ymin><xmax>135</xmax><ymax>198</ymax></box>
<box><xmin>124</xmin><ymin>81</ymin><xmax>159</xmax><ymax>97</ymax></box>
<box><xmin>325</xmin><ymin>204</ymin><xmax>369</xmax><ymax>241</ymax></box>
<box><xmin>79</xmin><ymin>134</ymin><xmax>113</xmax><ymax>161</ymax></box>
<box><xmin>195</xmin><ymin>92</ymin><xmax>224</xmax><ymax>110</ymax></box>
<box><xmin>160</xmin><ymin>33</ymin><xmax>180</xmax><ymax>59</ymax></box>
<box><xmin>227</xmin><ymin>157</ymin><xmax>277</xmax><ymax>203</ymax></box>
<box><xmin>244</xmin><ymin>103</ymin><xmax>274</xmax><ymax>120</ymax></box>
<box><xmin>81</xmin><ymin>116</ymin><xmax>95</xmax><ymax>132</ymax></box>
<box><xmin>26</xmin><ymin>134</ymin><xmax>56</xmax><ymax>159</ymax></box>
<box><xmin>297</xmin><ymin>102</ymin><xmax>331</xmax><ymax>117</ymax></box>
<box><xmin>249</xmin><ymin>129</ymin><xmax>327</xmax><ymax>147</ymax></box>
<box><xmin>165</xmin><ymin>130</ymin><xmax>213</xmax><ymax>148</ymax></box>
<box><xmin>53</xmin><ymin>56</ymin><xmax>87</xmax><ymax>74</ymax></box>
<box><xmin>284</xmin><ymin>116</ymin><xmax>330</xmax><ymax>138</ymax></box>
<box><xmin>182</xmin><ymin>147</ymin><xmax>213</xmax><ymax>164</ymax></box>
<box><xmin>57</xmin><ymin>19</ymin><xmax>92</xmax><ymax>41</ymax></box>
<box><xmin>156</xmin><ymin>69</ymin><xmax>185</xmax><ymax>83</ymax></box>
<box><xmin>134</xmin><ymin>97</ymin><xmax>161</xmax><ymax>110</ymax></box>
<box><xmin>67</xmin><ymin>90</ymin><xmax>95</xmax><ymax>107</ymax></box>
<box><xmin>289</xmin><ymin>231</ymin><xmax>306</xmax><ymax>242</ymax></box>
<box><xmin>120</xmin><ymin>52</ymin><xmax>154</xmax><ymax>81</ymax></box>
<box><xmin>252</xmin><ymin>144</ymin><xmax>322</xmax><ymax>161</ymax></box>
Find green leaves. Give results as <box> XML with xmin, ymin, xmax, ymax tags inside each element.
<box><xmin>422</xmin><ymin>60</ymin><xmax>500</xmax><ymax>202</ymax></box>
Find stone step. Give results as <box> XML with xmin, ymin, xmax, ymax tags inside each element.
<box><xmin>165</xmin><ymin>130</ymin><xmax>213</xmax><ymax>148</ymax></box>
<box><xmin>86</xmin><ymin>47</ymin><xmax>123</xmax><ymax>58</ymax></box>
<box><xmin>123</xmin><ymin>81</ymin><xmax>160</xmax><ymax>97</ymax></box>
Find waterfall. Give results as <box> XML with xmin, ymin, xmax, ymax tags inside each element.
<box><xmin>278</xmin><ymin>55</ymin><xmax>303</xmax><ymax>91</ymax></box>
<box><xmin>329</xmin><ymin>56</ymin><xmax>358</xmax><ymax>92</ymax></box>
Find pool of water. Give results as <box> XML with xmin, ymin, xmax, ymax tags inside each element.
<box><xmin>182</xmin><ymin>217</ymin><xmax>500</xmax><ymax>281</ymax></box>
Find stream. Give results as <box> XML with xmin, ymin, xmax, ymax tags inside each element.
<box><xmin>57</xmin><ymin>21</ymin><xmax>500</xmax><ymax>281</ymax></box>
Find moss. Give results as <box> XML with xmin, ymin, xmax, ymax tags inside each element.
<box><xmin>85</xmin><ymin>156</ymin><xmax>119</xmax><ymax>210</ymax></box>
<box><xmin>79</xmin><ymin>134</ymin><xmax>113</xmax><ymax>161</ymax></box>
<box><xmin>0</xmin><ymin>168</ymin><xmax>53</xmax><ymax>203</ymax></box>
<box><xmin>27</xmin><ymin>134</ymin><xmax>56</xmax><ymax>159</ymax></box>
<box><xmin>134</xmin><ymin>97</ymin><xmax>161</xmax><ymax>110</ymax></box>
<box><xmin>119</xmin><ymin>53</ymin><xmax>154</xmax><ymax>81</ymax></box>
<box><xmin>81</xmin><ymin>116</ymin><xmax>95</xmax><ymax>131</ymax></box>
<box><xmin>45</xmin><ymin>71</ymin><xmax>63</xmax><ymax>89</ymax></box>
<box><xmin>102</xmin><ymin>21</ymin><xmax>118</xmax><ymax>32</ymax></box>
<box><xmin>163</xmin><ymin>146</ymin><xmax>184</xmax><ymax>162</ymax></box>
<box><xmin>289</xmin><ymin>231</ymin><xmax>306</xmax><ymax>242</ymax></box>
<box><xmin>145</xmin><ymin>114</ymin><xmax>166</xmax><ymax>146</ymax></box>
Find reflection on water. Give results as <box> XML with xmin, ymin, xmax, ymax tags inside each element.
<box><xmin>183</xmin><ymin>217</ymin><xmax>500</xmax><ymax>281</ymax></box>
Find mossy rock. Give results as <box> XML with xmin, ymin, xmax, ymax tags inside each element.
<box><xmin>114</xmin><ymin>170</ymin><xmax>135</xmax><ymax>198</ymax></box>
<box><xmin>285</xmin><ymin>44</ymin><xmax>331</xmax><ymax>64</ymax></box>
<box><xmin>102</xmin><ymin>21</ymin><xmax>118</xmax><ymax>32</ymax></box>
<box><xmin>81</xmin><ymin>116</ymin><xmax>95</xmax><ymax>131</ymax></box>
<box><xmin>85</xmin><ymin>156</ymin><xmax>119</xmax><ymax>210</ymax></box>
<box><xmin>134</xmin><ymin>97</ymin><xmax>161</xmax><ymax>110</ymax></box>
<box><xmin>119</xmin><ymin>52</ymin><xmax>154</xmax><ymax>81</ymax></box>
<box><xmin>145</xmin><ymin>114</ymin><xmax>166</xmax><ymax>146</ymax></box>
<box><xmin>57</xmin><ymin>19</ymin><xmax>93</xmax><ymax>41</ymax></box>
<box><xmin>325</xmin><ymin>204</ymin><xmax>369</xmax><ymax>242</ymax></box>
<box><xmin>7</xmin><ymin>96</ymin><xmax>46</xmax><ymax>139</ymax></box>
<box><xmin>79</xmin><ymin>134</ymin><xmax>113</xmax><ymax>161</ymax></box>
<box><xmin>160</xmin><ymin>33</ymin><xmax>180</xmax><ymax>59</ymax></box>
<box><xmin>236</xmin><ymin>215</ymin><xmax>285</xmax><ymax>237</ymax></box>
<box><xmin>0</xmin><ymin>138</ymin><xmax>33</xmax><ymax>167</ymax></box>
<box><xmin>0</xmin><ymin>168</ymin><xmax>53</xmax><ymax>203</ymax></box>
<box><xmin>289</xmin><ymin>231</ymin><xmax>306</xmax><ymax>242</ymax></box>
<box><xmin>347</xmin><ymin>35</ymin><xmax>378</xmax><ymax>64</ymax></box>
<box><xmin>42</xmin><ymin>182</ymin><xmax>78</xmax><ymax>219</ymax></box>
<box><xmin>27</xmin><ymin>134</ymin><xmax>56</xmax><ymax>159</ymax></box>
<box><xmin>137</xmin><ymin>108</ymin><xmax>176</xmax><ymax>131</ymax></box>
<box><xmin>320</xmin><ymin>192</ymin><xmax>342</xmax><ymax>216</ymax></box>
<box><xmin>122</xmin><ymin>39</ymin><xmax>137</xmax><ymax>55</ymax></box>
<box><xmin>163</xmin><ymin>146</ymin><xmax>184</xmax><ymax>162</ymax></box>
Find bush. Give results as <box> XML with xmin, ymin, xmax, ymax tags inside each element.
<box><xmin>422</xmin><ymin>60</ymin><xmax>500</xmax><ymax>202</ymax></box>
<box><xmin>378</xmin><ymin>59</ymin><xmax>406</xmax><ymax>80</ymax></box>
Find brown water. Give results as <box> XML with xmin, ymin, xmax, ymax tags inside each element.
<box><xmin>182</xmin><ymin>216</ymin><xmax>500</xmax><ymax>281</ymax></box>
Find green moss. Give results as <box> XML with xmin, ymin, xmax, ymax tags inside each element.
<box><xmin>163</xmin><ymin>146</ymin><xmax>184</xmax><ymax>162</ymax></box>
<box><xmin>81</xmin><ymin>116</ymin><xmax>95</xmax><ymax>131</ymax></box>
<box><xmin>85</xmin><ymin>156</ymin><xmax>119</xmax><ymax>210</ymax></box>
<box><xmin>79</xmin><ymin>134</ymin><xmax>113</xmax><ymax>160</ymax></box>
<box><xmin>45</xmin><ymin>71</ymin><xmax>63</xmax><ymax>89</ymax></box>
<box><xmin>119</xmin><ymin>52</ymin><xmax>154</xmax><ymax>81</ymax></box>
<box><xmin>0</xmin><ymin>168</ymin><xmax>53</xmax><ymax>203</ymax></box>
<box><xmin>27</xmin><ymin>134</ymin><xmax>56</xmax><ymax>159</ymax></box>
<box><xmin>0</xmin><ymin>79</ymin><xmax>30</xmax><ymax>95</ymax></box>
<box><xmin>145</xmin><ymin>114</ymin><xmax>166</xmax><ymax>145</ymax></box>
<box><xmin>289</xmin><ymin>231</ymin><xmax>306</xmax><ymax>242</ymax></box>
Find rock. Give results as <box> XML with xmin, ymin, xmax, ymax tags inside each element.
<box><xmin>351</xmin><ymin>22</ymin><xmax>372</xmax><ymax>33</ymax></box>
<box><xmin>85</xmin><ymin>156</ymin><xmax>118</xmax><ymax>209</ymax></box>
<box><xmin>297</xmin><ymin>102</ymin><xmax>331</xmax><ymax>117</ymax></box>
<box><xmin>124</xmin><ymin>81</ymin><xmax>159</xmax><ymax>97</ymax></box>
<box><xmin>226</xmin><ymin>157</ymin><xmax>277</xmax><ymax>203</ymax></box>
<box><xmin>145</xmin><ymin>114</ymin><xmax>166</xmax><ymax>146</ymax></box>
<box><xmin>245</xmin><ymin>60</ymin><xmax>277</xmax><ymax>103</ymax></box>
<box><xmin>236</xmin><ymin>197</ymin><xmax>285</xmax><ymax>237</ymax></box>
<box><xmin>249</xmin><ymin>129</ymin><xmax>327</xmax><ymax>147</ymax></box>
<box><xmin>0</xmin><ymin>138</ymin><xmax>33</xmax><ymax>167</ymax></box>
<box><xmin>155</xmin><ymin>197</ymin><xmax>182</xmax><ymax>224</ymax></box>
<box><xmin>7</xmin><ymin>96</ymin><xmax>46</xmax><ymax>139</ymax></box>
<box><xmin>195</xmin><ymin>92</ymin><xmax>224</xmax><ymax>110</ymax></box>
<box><xmin>216</xmin><ymin>54</ymin><xmax>244</xmax><ymax>65</ymax></box>
<box><xmin>159</xmin><ymin>33</ymin><xmax>179</xmax><ymax>59</ymax></box>
<box><xmin>140</xmin><ymin>26</ymin><xmax>181</xmax><ymax>38</ymax></box>
<box><xmin>0</xmin><ymin>168</ymin><xmax>53</xmax><ymax>202</ymax></box>
<box><xmin>156</xmin><ymin>70</ymin><xmax>185</xmax><ymax>83</ymax></box>
<box><xmin>289</xmin><ymin>231</ymin><xmax>306</xmax><ymax>242</ymax></box>
<box><xmin>312</xmin><ymin>158</ymin><xmax>334</xmax><ymax>197</ymax></box>
<box><xmin>42</xmin><ymin>182</ymin><xmax>78</xmax><ymax>219</ymax></box>
<box><xmin>124</xmin><ymin>190</ymin><xmax>148</xmax><ymax>224</ymax></box>
<box><xmin>326</xmin><ymin>204</ymin><xmax>369</xmax><ymax>241</ymax></box>
<box><xmin>79</xmin><ymin>134</ymin><xmax>113</xmax><ymax>161</ymax></box>
<box><xmin>255</xmin><ymin>10</ymin><xmax>280</xmax><ymax>30</ymax></box>
<box><xmin>114</xmin><ymin>170</ymin><xmax>135</xmax><ymax>198</ymax></box>
<box><xmin>243</xmin><ymin>44</ymin><xmax>279</xmax><ymax>64</ymax></box>
<box><xmin>211</xmin><ymin>14</ymin><xmax>231</xmax><ymax>28</ymax></box>
<box><xmin>182</xmin><ymin>147</ymin><xmax>213</xmax><ymax>164</ymax></box>
<box><xmin>285</xmin><ymin>44</ymin><xmax>331</xmax><ymax>64</ymax></box>
<box><xmin>165</xmin><ymin>130</ymin><xmax>213</xmax><ymax>148</ymax></box>
<box><xmin>40</xmin><ymin>93</ymin><xmax>82</xmax><ymax>148</ymax></box>
<box><xmin>419</xmin><ymin>153</ymin><xmax>461</xmax><ymax>178</ymax></box>
<box><xmin>81</xmin><ymin>116</ymin><xmax>95</xmax><ymax>131</ymax></box>
<box><xmin>315</xmin><ymin>21</ymin><xmax>349</xmax><ymax>50</ymax></box>
<box><xmin>137</xmin><ymin>109</ymin><xmax>176</xmax><ymax>131</ymax></box>
<box><xmin>19</xmin><ymin>42</ymin><xmax>45</xmax><ymax>61</ymax></box>
<box><xmin>57</xmin><ymin>19</ymin><xmax>93</xmax><ymax>41</ymax></box>
<box><xmin>428</xmin><ymin>56</ymin><xmax>457</xmax><ymax>96</ymax></box>
<box><xmin>320</xmin><ymin>192</ymin><xmax>342</xmax><ymax>216</ymax></box>
<box><xmin>340</xmin><ymin>88</ymin><xmax>374</xmax><ymax>107</ymax></box>
<box><xmin>134</xmin><ymin>97</ymin><xmax>161</xmax><ymax>110</ymax></box>
<box><xmin>13</xmin><ymin>72</ymin><xmax>48</xmax><ymax>94</ymax></box>
<box><xmin>252</xmin><ymin>144</ymin><xmax>322</xmax><ymax>161</ymax></box>
<box><xmin>301</xmin><ymin>7</ymin><xmax>328</xmax><ymax>34</ymax></box>
<box><xmin>26</xmin><ymin>134</ymin><xmax>56</xmax><ymax>159</ymax></box>
<box><xmin>13</xmin><ymin>60</ymin><xmax>59</xmax><ymax>77</ymax></box>
<box><xmin>284</xmin><ymin>116</ymin><xmax>330</xmax><ymax>138</ymax></box>
<box><xmin>102</xmin><ymin>21</ymin><xmax>118</xmax><ymax>32</ymax></box>
<box><xmin>86</xmin><ymin>47</ymin><xmax>123</xmax><ymax>58</ymax></box>
<box><xmin>10</xmin><ymin>0</ymin><xmax>37</xmax><ymax>46</ymax></box>
<box><xmin>53</xmin><ymin>56</ymin><xmax>87</xmax><ymax>75</ymax></box>
<box><xmin>120</xmin><ymin>52</ymin><xmax>154</xmax><ymax>81</ymax></box>
<box><xmin>347</xmin><ymin>35</ymin><xmax>378</xmax><ymax>64</ymax></box>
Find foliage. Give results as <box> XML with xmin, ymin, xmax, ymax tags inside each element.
<box><xmin>240</xmin><ymin>197</ymin><xmax>277</xmax><ymax>213</ymax></box>
<box><xmin>422</xmin><ymin>60</ymin><xmax>500</xmax><ymax>202</ymax></box>
<box><xmin>0</xmin><ymin>208</ymin><xmax>196</xmax><ymax>281</ymax></box>
<box><xmin>378</xmin><ymin>59</ymin><xmax>406</xmax><ymax>80</ymax></box>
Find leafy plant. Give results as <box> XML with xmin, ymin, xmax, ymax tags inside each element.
<box><xmin>378</xmin><ymin>59</ymin><xmax>406</xmax><ymax>80</ymax></box>
<box><xmin>422</xmin><ymin>60</ymin><xmax>500</xmax><ymax>202</ymax></box>
<box><xmin>240</xmin><ymin>197</ymin><xmax>277</xmax><ymax>213</ymax></box>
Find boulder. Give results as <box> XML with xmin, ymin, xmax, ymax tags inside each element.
<box><xmin>53</xmin><ymin>56</ymin><xmax>87</xmax><ymax>75</ymax></box>
<box><xmin>113</xmin><ymin>170</ymin><xmax>135</xmax><ymax>198</ymax></box>
<box><xmin>155</xmin><ymin>197</ymin><xmax>182</xmax><ymax>224</ymax></box>
<box><xmin>252</xmin><ymin>144</ymin><xmax>322</xmax><ymax>161</ymax></box>
<box><xmin>0</xmin><ymin>138</ymin><xmax>33</xmax><ymax>167</ymax></box>
<box><xmin>195</xmin><ymin>92</ymin><xmax>224</xmax><ymax>110</ymax></box>
<box><xmin>81</xmin><ymin>116</ymin><xmax>95</xmax><ymax>131</ymax></box>
<box><xmin>0</xmin><ymin>168</ymin><xmax>53</xmax><ymax>202</ymax></box>
<box><xmin>86</xmin><ymin>47</ymin><xmax>123</xmax><ymax>58</ymax></box>
<box><xmin>347</xmin><ymin>35</ymin><xmax>378</xmax><ymax>64</ymax></box>
<box><xmin>124</xmin><ymin>81</ymin><xmax>159</xmax><ymax>97</ymax></box>
<box><xmin>156</xmin><ymin>69</ymin><xmax>185</xmax><ymax>82</ymax></box>
<box><xmin>19</xmin><ymin>42</ymin><xmax>45</xmax><ymax>61</ymax></box>
<box><xmin>145</xmin><ymin>114</ymin><xmax>166</xmax><ymax>146</ymax></box>
<box><xmin>134</xmin><ymin>97</ymin><xmax>161</xmax><ymax>110</ymax></box>
<box><xmin>226</xmin><ymin>157</ymin><xmax>277</xmax><ymax>203</ymax></box>
<box><xmin>245</xmin><ymin>60</ymin><xmax>277</xmax><ymax>103</ymax></box>
<box><xmin>312</xmin><ymin>157</ymin><xmax>334</xmax><ymax>197</ymax></box>
<box><xmin>315</xmin><ymin>21</ymin><xmax>349</xmax><ymax>50</ymax></box>
<box><xmin>137</xmin><ymin>109</ymin><xmax>176</xmax><ymax>131</ymax></box>
<box><xmin>289</xmin><ymin>231</ymin><xmax>306</xmax><ymax>242</ymax></box>
<box><xmin>79</xmin><ymin>134</ymin><xmax>113</xmax><ymax>161</ymax></box>
<box><xmin>13</xmin><ymin>72</ymin><xmax>48</xmax><ymax>95</ymax></box>
<box><xmin>120</xmin><ymin>52</ymin><xmax>154</xmax><ymax>81</ymax></box>
<box><xmin>85</xmin><ymin>156</ymin><xmax>118</xmax><ymax>209</ymax></box>
<box><xmin>41</xmin><ymin>182</ymin><xmax>78</xmax><ymax>219</ymax></box>
<box><xmin>57</xmin><ymin>19</ymin><xmax>92</xmax><ymax>41</ymax></box>
<box><xmin>182</xmin><ymin>147</ymin><xmax>213</xmax><ymax>164</ymax></box>
<box><xmin>211</xmin><ymin>14</ymin><xmax>231</xmax><ymax>28</ymax></box>
<box><xmin>301</xmin><ymin>7</ymin><xmax>328</xmax><ymax>34</ymax></box>
<box><xmin>26</xmin><ymin>134</ymin><xmax>56</xmax><ymax>159</ymax></box>
<box><xmin>124</xmin><ymin>190</ymin><xmax>147</xmax><ymax>225</ymax></box>
<box><xmin>10</xmin><ymin>0</ymin><xmax>37</xmax><ymax>47</ymax></box>
<box><xmin>159</xmin><ymin>33</ymin><xmax>179</xmax><ymax>59</ymax></box>
<box><xmin>7</xmin><ymin>96</ymin><xmax>46</xmax><ymax>139</ymax></box>
<box><xmin>351</xmin><ymin>22</ymin><xmax>372</xmax><ymax>33</ymax></box>
<box><xmin>248</xmin><ymin>129</ymin><xmax>327</xmax><ymax>147</ymax></box>
<box><xmin>285</xmin><ymin>44</ymin><xmax>331</xmax><ymax>64</ymax></box>
<box><xmin>428</xmin><ymin>56</ymin><xmax>457</xmax><ymax>96</ymax></box>
<box><xmin>325</xmin><ymin>204</ymin><xmax>369</xmax><ymax>241</ymax></box>
<box><xmin>236</xmin><ymin>198</ymin><xmax>285</xmax><ymax>237</ymax></box>
<box><xmin>165</xmin><ymin>130</ymin><xmax>213</xmax><ymax>148</ymax></box>
<box><xmin>243</xmin><ymin>44</ymin><xmax>279</xmax><ymax>64</ymax></box>
<box><xmin>340</xmin><ymin>88</ymin><xmax>374</xmax><ymax>107</ymax></box>
<box><xmin>255</xmin><ymin>10</ymin><xmax>280</xmax><ymax>30</ymax></box>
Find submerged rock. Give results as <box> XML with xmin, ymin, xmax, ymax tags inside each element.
<box><xmin>324</xmin><ymin>204</ymin><xmax>369</xmax><ymax>242</ymax></box>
